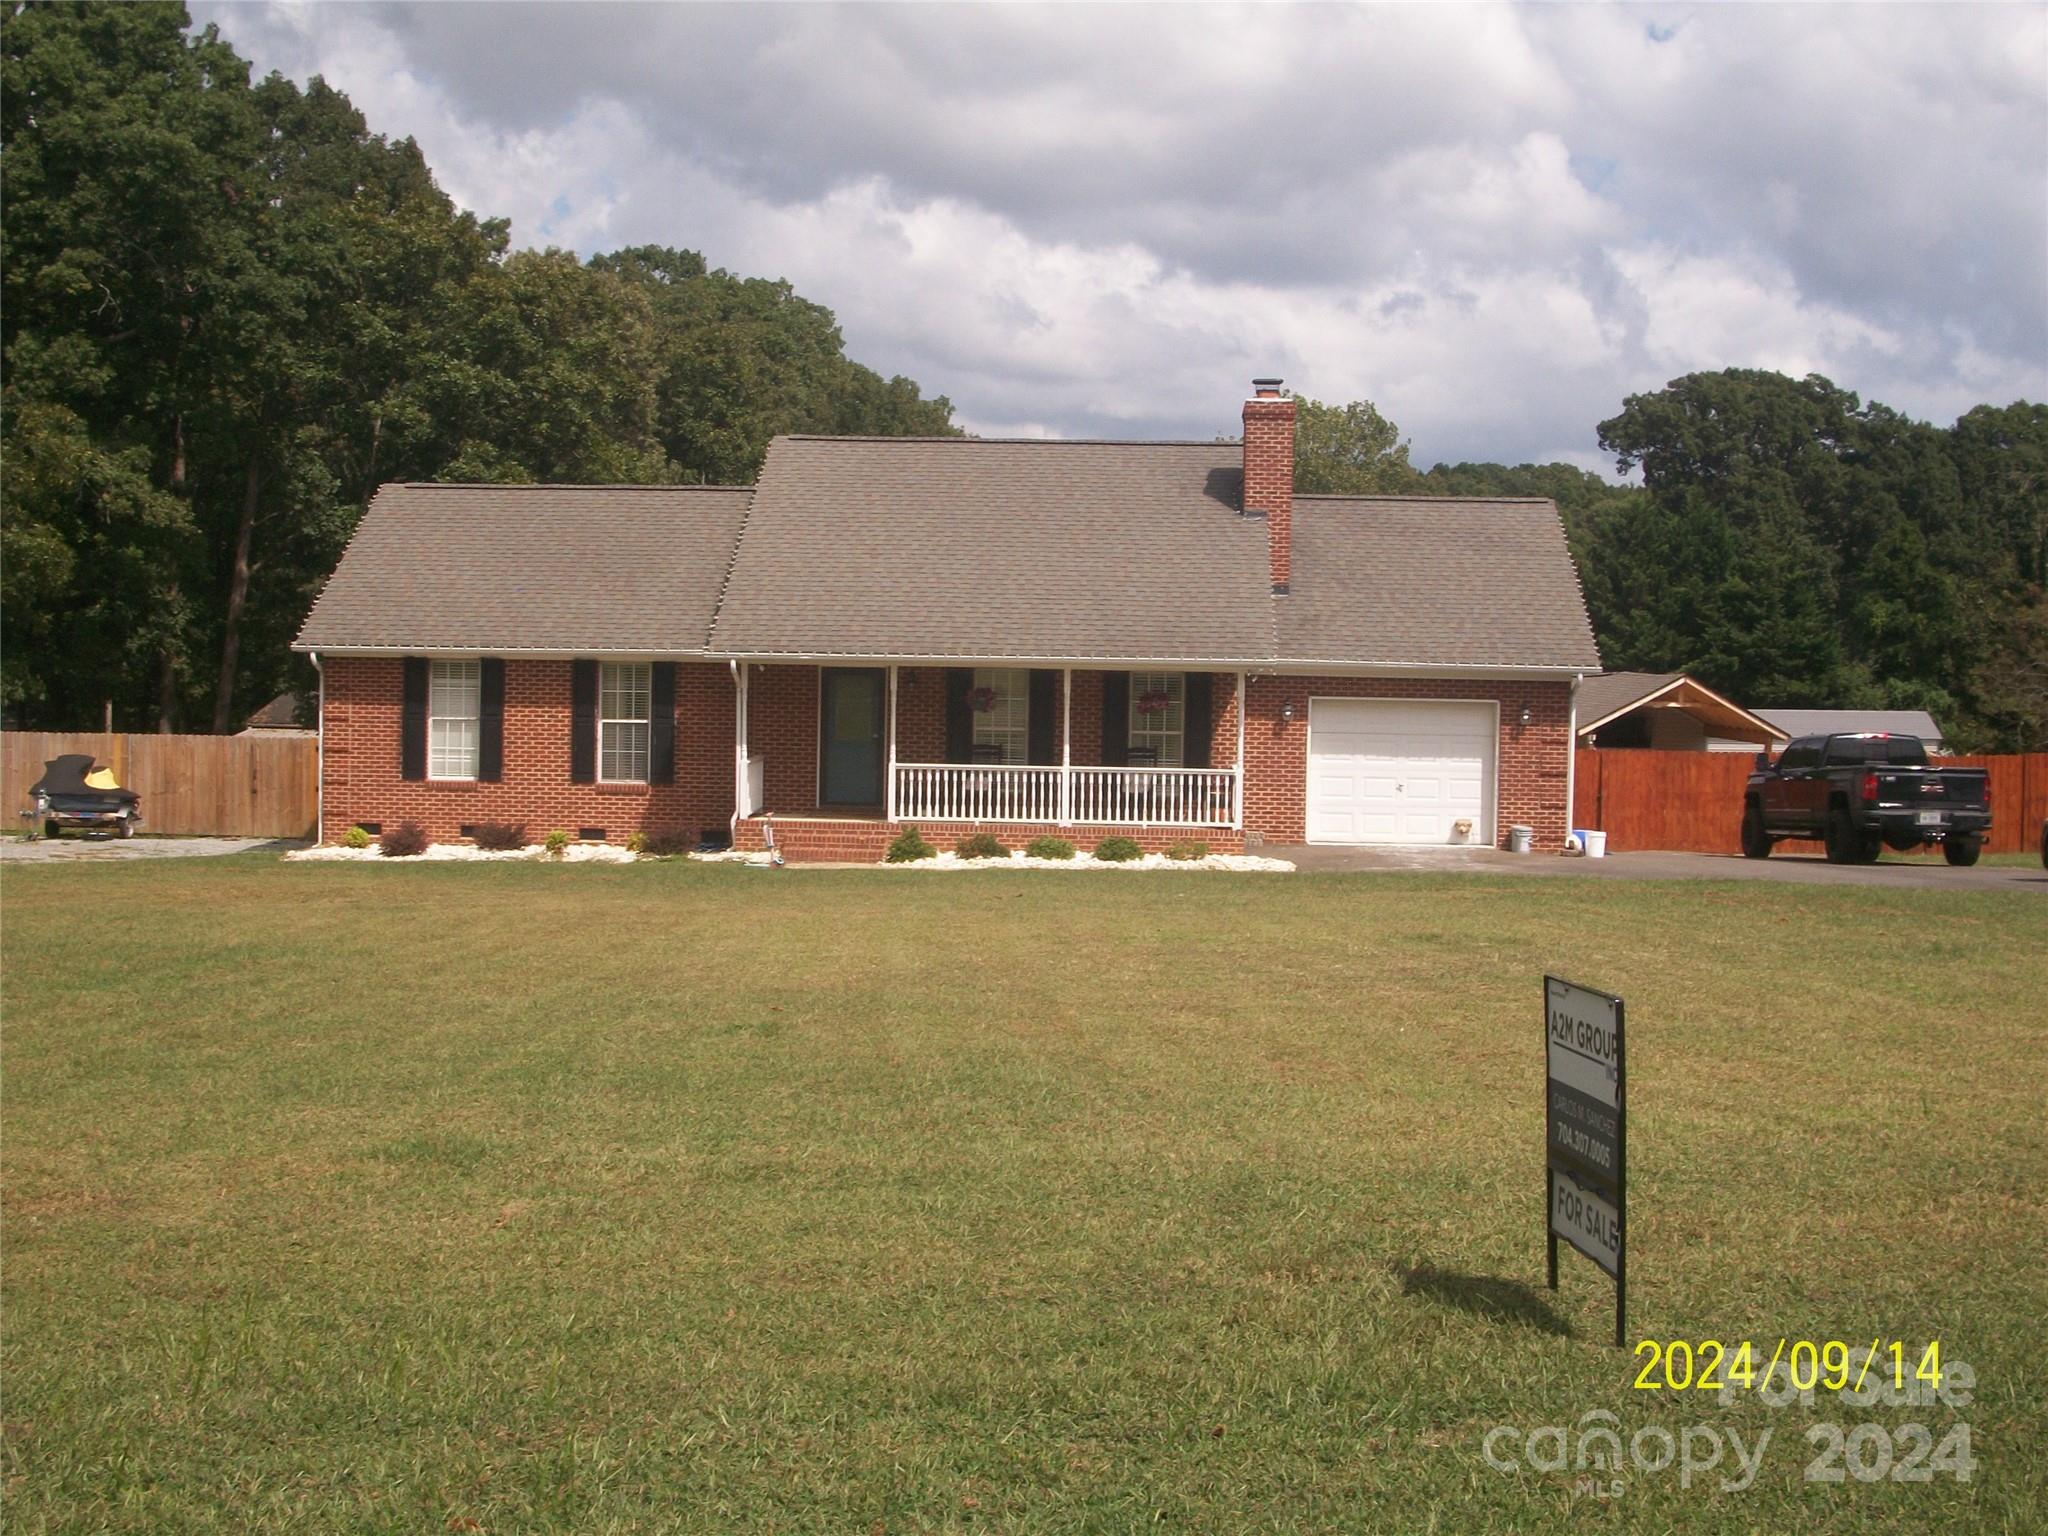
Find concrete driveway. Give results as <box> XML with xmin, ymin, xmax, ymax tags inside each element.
<box><xmin>0</xmin><ymin>836</ymin><xmax>305</xmax><ymax>864</ymax></box>
<box><xmin>1265</xmin><ymin>844</ymin><xmax>2046</xmax><ymax>893</ymax></box>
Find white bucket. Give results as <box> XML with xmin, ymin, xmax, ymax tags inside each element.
<box><xmin>1584</xmin><ymin>830</ymin><xmax>1608</xmax><ymax>858</ymax></box>
<box><xmin>1507</xmin><ymin>825</ymin><xmax>1534</xmax><ymax>854</ymax></box>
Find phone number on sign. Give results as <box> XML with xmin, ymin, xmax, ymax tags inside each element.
<box><xmin>1633</xmin><ymin>1339</ymin><xmax>1944</xmax><ymax>1394</ymax></box>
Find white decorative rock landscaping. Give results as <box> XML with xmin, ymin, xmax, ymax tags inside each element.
<box><xmin>884</xmin><ymin>849</ymin><xmax>1294</xmax><ymax>872</ymax></box>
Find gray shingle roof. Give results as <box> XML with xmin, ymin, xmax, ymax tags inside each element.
<box><xmin>297</xmin><ymin>444</ymin><xmax>1602</xmax><ymax>672</ymax></box>
<box><xmin>1757</xmin><ymin>709</ymin><xmax>1946</xmax><ymax>745</ymax></box>
<box><xmin>295</xmin><ymin>484</ymin><xmax>750</xmax><ymax>653</ymax></box>
<box><xmin>706</xmin><ymin>437</ymin><xmax>1276</xmax><ymax>662</ymax></box>
<box><xmin>1278</xmin><ymin>495</ymin><xmax>1602</xmax><ymax>669</ymax></box>
<box><xmin>1576</xmin><ymin>670</ymin><xmax>1685</xmax><ymax>727</ymax></box>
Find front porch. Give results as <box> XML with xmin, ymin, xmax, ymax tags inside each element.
<box><xmin>731</xmin><ymin>662</ymin><xmax>1247</xmax><ymax>860</ymax></box>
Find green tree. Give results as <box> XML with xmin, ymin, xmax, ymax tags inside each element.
<box><xmin>1290</xmin><ymin>397</ymin><xmax>1420</xmax><ymax>494</ymax></box>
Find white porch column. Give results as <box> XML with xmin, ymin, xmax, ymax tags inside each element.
<box><xmin>886</xmin><ymin>664</ymin><xmax>899</xmax><ymax>823</ymax></box>
<box><xmin>1059</xmin><ymin>665</ymin><xmax>1073</xmax><ymax>825</ymax></box>
<box><xmin>1233</xmin><ymin>668</ymin><xmax>1247</xmax><ymax>830</ymax></box>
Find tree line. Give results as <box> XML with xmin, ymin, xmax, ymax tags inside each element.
<box><xmin>6</xmin><ymin>5</ymin><xmax>2043</xmax><ymax>750</ymax></box>
<box><xmin>1</xmin><ymin>3</ymin><xmax>956</xmax><ymax>733</ymax></box>
<box><xmin>1291</xmin><ymin>379</ymin><xmax>2046</xmax><ymax>751</ymax></box>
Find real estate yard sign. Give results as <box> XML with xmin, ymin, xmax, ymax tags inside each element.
<box><xmin>1545</xmin><ymin>975</ymin><xmax>1625</xmax><ymax>1347</ymax></box>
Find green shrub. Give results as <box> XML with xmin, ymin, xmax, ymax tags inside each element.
<box><xmin>953</xmin><ymin>831</ymin><xmax>1011</xmax><ymax>860</ymax></box>
<box><xmin>472</xmin><ymin>821</ymin><xmax>527</xmax><ymax>851</ymax></box>
<box><xmin>1024</xmin><ymin>835</ymin><xmax>1076</xmax><ymax>860</ymax></box>
<box><xmin>885</xmin><ymin>825</ymin><xmax>935</xmax><ymax>863</ymax></box>
<box><xmin>640</xmin><ymin>829</ymin><xmax>696</xmax><ymax>857</ymax></box>
<box><xmin>377</xmin><ymin>822</ymin><xmax>430</xmax><ymax>858</ymax></box>
<box><xmin>543</xmin><ymin>829</ymin><xmax>570</xmax><ymax>858</ymax></box>
<box><xmin>1164</xmin><ymin>839</ymin><xmax>1210</xmax><ymax>862</ymax></box>
<box><xmin>342</xmin><ymin>825</ymin><xmax>372</xmax><ymax>850</ymax></box>
<box><xmin>1092</xmin><ymin>836</ymin><xmax>1143</xmax><ymax>863</ymax></box>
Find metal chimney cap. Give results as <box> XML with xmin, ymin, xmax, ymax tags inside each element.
<box><xmin>1251</xmin><ymin>376</ymin><xmax>1285</xmax><ymax>394</ymax></box>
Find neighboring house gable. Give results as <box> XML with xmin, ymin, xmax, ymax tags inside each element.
<box><xmin>1576</xmin><ymin>671</ymin><xmax>1786</xmax><ymax>752</ymax></box>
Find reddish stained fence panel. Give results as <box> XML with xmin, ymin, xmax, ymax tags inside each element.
<box><xmin>1573</xmin><ymin>749</ymin><xmax>2048</xmax><ymax>857</ymax></box>
<box><xmin>3</xmin><ymin>731</ymin><xmax>319</xmax><ymax>838</ymax></box>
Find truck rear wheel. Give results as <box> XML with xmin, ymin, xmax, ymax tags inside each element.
<box><xmin>1740</xmin><ymin>803</ymin><xmax>1771</xmax><ymax>859</ymax></box>
<box><xmin>43</xmin><ymin>819</ymin><xmax>62</xmax><ymax>841</ymax></box>
<box><xmin>1824</xmin><ymin>807</ymin><xmax>1859</xmax><ymax>865</ymax></box>
<box><xmin>1943</xmin><ymin>834</ymin><xmax>1981</xmax><ymax>868</ymax></box>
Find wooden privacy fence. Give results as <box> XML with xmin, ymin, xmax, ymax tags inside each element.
<box><xmin>3</xmin><ymin>732</ymin><xmax>318</xmax><ymax>839</ymax></box>
<box><xmin>1573</xmin><ymin>749</ymin><xmax>2048</xmax><ymax>857</ymax></box>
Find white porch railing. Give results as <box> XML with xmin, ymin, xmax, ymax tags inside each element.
<box><xmin>892</xmin><ymin>762</ymin><xmax>1237</xmax><ymax>827</ymax></box>
<box><xmin>895</xmin><ymin>763</ymin><xmax>1063</xmax><ymax>823</ymax></box>
<box><xmin>1070</xmin><ymin>765</ymin><xmax>1236</xmax><ymax>827</ymax></box>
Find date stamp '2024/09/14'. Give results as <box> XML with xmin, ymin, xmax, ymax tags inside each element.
<box><xmin>1481</xmin><ymin>1340</ymin><xmax>1977</xmax><ymax>1497</ymax></box>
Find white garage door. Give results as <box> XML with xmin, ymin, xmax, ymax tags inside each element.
<box><xmin>1307</xmin><ymin>699</ymin><xmax>1496</xmax><ymax>845</ymax></box>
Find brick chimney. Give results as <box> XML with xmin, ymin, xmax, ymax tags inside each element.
<box><xmin>1242</xmin><ymin>377</ymin><xmax>1295</xmax><ymax>593</ymax></box>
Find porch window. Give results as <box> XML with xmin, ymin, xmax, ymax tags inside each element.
<box><xmin>599</xmin><ymin>662</ymin><xmax>652</xmax><ymax>782</ymax></box>
<box><xmin>427</xmin><ymin>660</ymin><xmax>480</xmax><ymax>779</ymax></box>
<box><xmin>1128</xmin><ymin>671</ymin><xmax>1185</xmax><ymax>766</ymax></box>
<box><xmin>971</xmin><ymin>668</ymin><xmax>1029</xmax><ymax>764</ymax></box>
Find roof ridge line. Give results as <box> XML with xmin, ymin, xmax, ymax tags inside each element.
<box><xmin>391</xmin><ymin>481</ymin><xmax>755</xmax><ymax>491</ymax></box>
<box><xmin>777</xmin><ymin>435</ymin><xmax>1238</xmax><ymax>447</ymax></box>
<box><xmin>1295</xmin><ymin>492</ymin><xmax>1558</xmax><ymax>504</ymax></box>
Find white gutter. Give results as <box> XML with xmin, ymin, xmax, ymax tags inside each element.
<box><xmin>1566</xmin><ymin>671</ymin><xmax>1582</xmax><ymax>838</ymax></box>
<box><xmin>295</xmin><ymin>643</ymin><xmax>1592</xmax><ymax>680</ymax></box>
<box><xmin>310</xmin><ymin>651</ymin><xmax>324</xmax><ymax>844</ymax></box>
<box><xmin>729</xmin><ymin>659</ymin><xmax>744</xmax><ymax>845</ymax></box>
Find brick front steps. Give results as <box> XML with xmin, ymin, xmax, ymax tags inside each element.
<box><xmin>733</xmin><ymin>817</ymin><xmax>1245</xmax><ymax>864</ymax></box>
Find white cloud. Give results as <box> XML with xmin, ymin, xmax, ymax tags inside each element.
<box><xmin>193</xmin><ymin>1</ymin><xmax>2047</xmax><ymax>470</ymax></box>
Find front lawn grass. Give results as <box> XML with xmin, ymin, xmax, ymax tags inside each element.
<box><xmin>3</xmin><ymin>858</ymin><xmax>2043</xmax><ymax>1532</ymax></box>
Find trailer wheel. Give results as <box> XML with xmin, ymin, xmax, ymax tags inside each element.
<box><xmin>1943</xmin><ymin>834</ymin><xmax>1981</xmax><ymax>868</ymax></box>
<box><xmin>43</xmin><ymin>819</ymin><xmax>62</xmax><ymax>841</ymax></box>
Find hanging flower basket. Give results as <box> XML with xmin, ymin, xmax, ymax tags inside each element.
<box><xmin>967</xmin><ymin>686</ymin><xmax>998</xmax><ymax>713</ymax></box>
<box><xmin>1135</xmin><ymin>690</ymin><xmax>1172</xmax><ymax>716</ymax></box>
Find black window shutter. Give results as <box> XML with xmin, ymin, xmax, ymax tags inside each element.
<box><xmin>1183</xmin><ymin>672</ymin><xmax>1213</xmax><ymax>769</ymax></box>
<box><xmin>400</xmin><ymin>657</ymin><xmax>428</xmax><ymax>781</ymax></box>
<box><xmin>944</xmin><ymin>669</ymin><xmax>973</xmax><ymax>763</ymax></box>
<box><xmin>649</xmin><ymin>662</ymin><xmax>677</xmax><ymax>785</ymax></box>
<box><xmin>1027</xmin><ymin>670</ymin><xmax>1057</xmax><ymax>765</ymax></box>
<box><xmin>478</xmin><ymin>658</ymin><xmax>506</xmax><ymax>782</ymax></box>
<box><xmin>1101</xmin><ymin>672</ymin><xmax>1130</xmax><ymax>766</ymax></box>
<box><xmin>570</xmin><ymin>660</ymin><xmax>598</xmax><ymax>783</ymax></box>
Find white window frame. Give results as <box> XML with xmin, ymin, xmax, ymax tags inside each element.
<box><xmin>971</xmin><ymin>668</ymin><xmax>1030</xmax><ymax>764</ymax></box>
<box><xmin>427</xmin><ymin>659</ymin><xmax>481</xmax><ymax>780</ymax></box>
<box><xmin>599</xmin><ymin>661</ymin><xmax>652</xmax><ymax>784</ymax></box>
<box><xmin>1128</xmin><ymin>671</ymin><xmax>1185</xmax><ymax>767</ymax></box>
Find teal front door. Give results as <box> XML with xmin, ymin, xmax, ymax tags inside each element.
<box><xmin>820</xmin><ymin>668</ymin><xmax>885</xmax><ymax>806</ymax></box>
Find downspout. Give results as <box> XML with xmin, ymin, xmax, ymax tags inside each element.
<box><xmin>1566</xmin><ymin>671</ymin><xmax>1582</xmax><ymax>845</ymax></box>
<box><xmin>729</xmin><ymin>659</ymin><xmax>744</xmax><ymax>845</ymax></box>
<box><xmin>311</xmin><ymin>651</ymin><xmax>324</xmax><ymax>844</ymax></box>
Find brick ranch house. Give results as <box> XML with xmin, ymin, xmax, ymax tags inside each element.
<box><xmin>295</xmin><ymin>380</ymin><xmax>1602</xmax><ymax>860</ymax></box>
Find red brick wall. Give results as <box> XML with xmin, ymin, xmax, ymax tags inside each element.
<box><xmin>735</xmin><ymin>817</ymin><xmax>1244</xmax><ymax>863</ymax></box>
<box><xmin>320</xmin><ymin>657</ymin><xmax>735</xmax><ymax>844</ymax></box>
<box><xmin>746</xmin><ymin>663</ymin><xmax>820</xmax><ymax>814</ymax></box>
<box><xmin>1242</xmin><ymin>675</ymin><xmax>1572</xmax><ymax>850</ymax></box>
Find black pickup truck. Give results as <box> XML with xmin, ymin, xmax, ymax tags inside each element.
<box><xmin>1741</xmin><ymin>734</ymin><xmax>1991</xmax><ymax>866</ymax></box>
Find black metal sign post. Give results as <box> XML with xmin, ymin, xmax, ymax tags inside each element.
<box><xmin>1544</xmin><ymin>975</ymin><xmax>1626</xmax><ymax>1348</ymax></box>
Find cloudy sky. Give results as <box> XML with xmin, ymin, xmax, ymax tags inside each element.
<box><xmin>195</xmin><ymin>2</ymin><xmax>2045</xmax><ymax>471</ymax></box>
